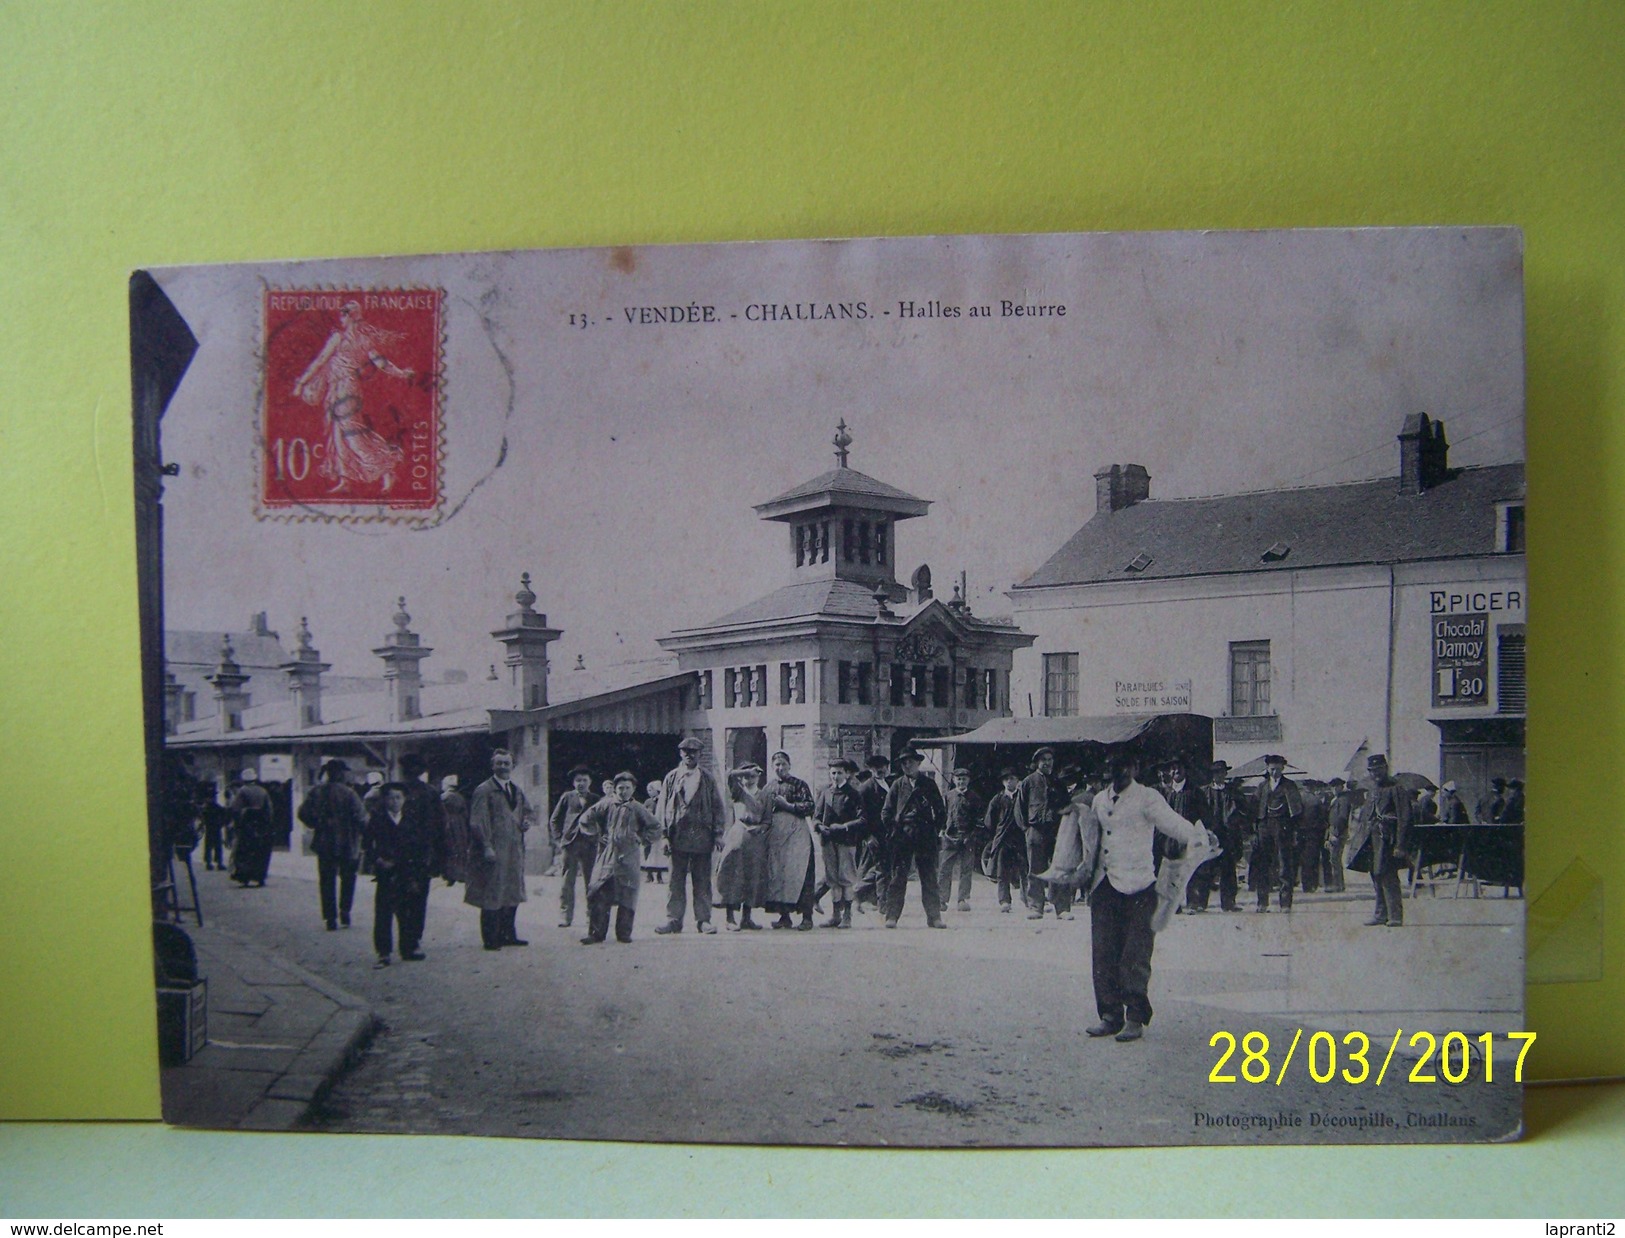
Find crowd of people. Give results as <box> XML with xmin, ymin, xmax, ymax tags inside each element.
<box><xmin>168</xmin><ymin>738</ymin><xmax>1516</xmax><ymax>1039</ymax></box>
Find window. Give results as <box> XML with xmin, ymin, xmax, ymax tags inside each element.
<box><xmin>843</xmin><ymin>519</ymin><xmax>856</xmax><ymax>562</ymax></box>
<box><xmin>890</xmin><ymin>663</ymin><xmax>906</xmax><ymax>707</ymax></box>
<box><xmin>1229</xmin><ymin>640</ymin><xmax>1272</xmax><ymax>717</ymax></box>
<box><xmin>780</xmin><ymin>661</ymin><xmax>806</xmax><ymax>705</ymax></box>
<box><xmin>984</xmin><ymin>668</ymin><xmax>1000</xmax><ymax>712</ymax></box>
<box><xmin>856</xmin><ymin>661</ymin><xmax>872</xmax><ymax>705</ymax></box>
<box><xmin>963</xmin><ymin>665</ymin><xmax>980</xmax><ymax>710</ymax></box>
<box><xmin>874</xmin><ymin>523</ymin><xmax>888</xmax><ymax>565</ymax></box>
<box><xmin>1498</xmin><ymin>626</ymin><xmax>1526</xmax><ymax>714</ymax></box>
<box><xmin>754</xmin><ymin>664</ymin><xmax>768</xmax><ymax>707</ymax></box>
<box><xmin>836</xmin><ymin>661</ymin><xmax>871</xmax><ymax>705</ymax></box>
<box><xmin>698</xmin><ymin>669</ymin><xmax>713</xmax><ymax>710</ymax></box>
<box><xmin>1043</xmin><ymin>653</ymin><xmax>1079</xmax><ymax>717</ymax></box>
<box><xmin>1499</xmin><ymin>503</ymin><xmax>1526</xmax><ymax>554</ymax></box>
<box><xmin>794</xmin><ymin>526</ymin><xmax>806</xmax><ymax>567</ymax></box>
<box><xmin>858</xmin><ymin>521</ymin><xmax>872</xmax><ymax>564</ymax></box>
<box><xmin>932</xmin><ymin>666</ymin><xmax>950</xmax><ymax>708</ymax></box>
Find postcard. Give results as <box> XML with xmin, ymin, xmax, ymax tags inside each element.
<box><xmin>133</xmin><ymin>227</ymin><xmax>1527</xmax><ymax>1144</ymax></box>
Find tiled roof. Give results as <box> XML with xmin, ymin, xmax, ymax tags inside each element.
<box><xmin>680</xmin><ymin>579</ymin><xmax>885</xmax><ymax>630</ymax></box>
<box><xmin>165</xmin><ymin>629</ymin><xmax>290</xmax><ymax>669</ymax></box>
<box><xmin>1017</xmin><ymin>464</ymin><xmax>1525</xmax><ymax>589</ymax></box>
<box><xmin>755</xmin><ymin>466</ymin><xmax>929</xmax><ymax>513</ymax></box>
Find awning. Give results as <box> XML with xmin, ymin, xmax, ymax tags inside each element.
<box><xmin>913</xmin><ymin>714</ymin><xmax>1165</xmax><ymax>748</ymax></box>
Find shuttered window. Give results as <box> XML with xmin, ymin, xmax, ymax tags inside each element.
<box><xmin>1230</xmin><ymin>640</ymin><xmax>1271</xmax><ymax>717</ymax></box>
<box><xmin>1498</xmin><ymin>626</ymin><xmax>1526</xmax><ymax>714</ymax></box>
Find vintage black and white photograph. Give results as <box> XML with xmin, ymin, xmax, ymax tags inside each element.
<box><xmin>132</xmin><ymin>228</ymin><xmax>1527</xmax><ymax>1145</ymax></box>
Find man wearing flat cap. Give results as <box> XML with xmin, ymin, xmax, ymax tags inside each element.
<box><xmin>937</xmin><ymin>766</ymin><xmax>982</xmax><ymax>914</ymax></box>
<box><xmin>1014</xmin><ymin>747</ymin><xmax>1072</xmax><ymax>920</ymax></box>
<box><xmin>879</xmin><ymin>748</ymin><xmax>947</xmax><ymax>928</ymax></box>
<box><xmin>655</xmin><ymin>736</ymin><xmax>727</xmax><ymax>935</ymax></box>
<box><xmin>813</xmin><ymin>758</ymin><xmax>867</xmax><ymax>928</ymax></box>
<box><xmin>1345</xmin><ymin>752</ymin><xmax>1411</xmax><ymax>927</ymax></box>
<box><xmin>298</xmin><ymin>758</ymin><xmax>367</xmax><ymax>930</ymax></box>
<box><xmin>574</xmin><ymin>771</ymin><xmax>662</xmax><ymax>944</ymax></box>
<box><xmin>551</xmin><ymin>764</ymin><xmax>602</xmax><ymax>929</ymax></box>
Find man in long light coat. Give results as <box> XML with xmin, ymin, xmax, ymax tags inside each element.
<box><xmin>464</xmin><ymin>748</ymin><xmax>532</xmax><ymax>950</ymax></box>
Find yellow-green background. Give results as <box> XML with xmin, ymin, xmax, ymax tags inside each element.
<box><xmin>2</xmin><ymin>0</ymin><xmax>1622</xmax><ymax>1214</ymax></box>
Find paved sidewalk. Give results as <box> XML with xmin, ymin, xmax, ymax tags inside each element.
<box><xmin>160</xmin><ymin>891</ymin><xmax>377</xmax><ymax>1131</ymax></box>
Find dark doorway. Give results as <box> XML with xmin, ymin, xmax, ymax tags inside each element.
<box><xmin>725</xmin><ymin>727</ymin><xmax>768</xmax><ymax>775</ymax></box>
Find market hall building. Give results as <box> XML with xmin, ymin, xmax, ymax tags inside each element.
<box><xmin>1007</xmin><ymin>414</ymin><xmax>1526</xmax><ymax>805</ymax></box>
<box><xmin>658</xmin><ymin>422</ymin><xmax>1034</xmax><ymax>779</ymax></box>
<box><xmin>165</xmin><ymin>578</ymin><xmax>692</xmax><ymax>865</ymax></box>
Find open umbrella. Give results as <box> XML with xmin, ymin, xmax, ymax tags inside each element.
<box><xmin>1392</xmin><ymin>772</ymin><xmax>1437</xmax><ymax>793</ymax></box>
<box><xmin>1229</xmin><ymin>754</ymin><xmax>1308</xmax><ymax>779</ymax></box>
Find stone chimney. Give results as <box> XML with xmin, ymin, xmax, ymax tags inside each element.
<box><xmin>1398</xmin><ymin>413</ymin><xmax>1450</xmax><ymax>494</ymax></box>
<box><xmin>282</xmin><ymin>617</ymin><xmax>330</xmax><ymax>727</ymax></box>
<box><xmin>1094</xmin><ymin>463</ymin><xmax>1151</xmax><ymax>513</ymax></box>
<box><xmin>373</xmin><ymin>597</ymin><xmax>432</xmax><ymax>723</ymax></box>
<box><xmin>204</xmin><ymin>636</ymin><xmax>251</xmax><ymax>733</ymax></box>
<box><xmin>249</xmin><ymin>610</ymin><xmax>277</xmax><ymax>639</ymax></box>
<box><xmin>490</xmin><ymin>573</ymin><xmax>562</xmax><ymax>710</ymax></box>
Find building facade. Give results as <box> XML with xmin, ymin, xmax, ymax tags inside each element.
<box><xmin>658</xmin><ymin>422</ymin><xmax>1034</xmax><ymax>781</ymax></box>
<box><xmin>1009</xmin><ymin>415</ymin><xmax>1526</xmax><ymax>803</ymax></box>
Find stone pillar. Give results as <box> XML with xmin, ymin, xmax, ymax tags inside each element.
<box><xmin>282</xmin><ymin>617</ymin><xmax>331</xmax><ymax>727</ymax></box>
<box><xmin>490</xmin><ymin>573</ymin><xmax>562</xmax><ymax>711</ymax></box>
<box><xmin>373</xmin><ymin>597</ymin><xmax>432</xmax><ymax>723</ymax></box>
<box><xmin>204</xmin><ymin>637</ymin><xmax>250</xmax><ymax>733</ymax></box>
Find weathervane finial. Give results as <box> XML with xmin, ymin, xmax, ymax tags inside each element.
<box><xmin>833</xmin><ymin>418</ymin><xmax>853</xmax><ymax>468</ymax></box>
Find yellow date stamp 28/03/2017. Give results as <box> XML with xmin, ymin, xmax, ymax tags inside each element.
<box><xmin>1207</xmin><ymin>1029</ymin><xmax>1536</xmax><ymax>1086</ymax></box>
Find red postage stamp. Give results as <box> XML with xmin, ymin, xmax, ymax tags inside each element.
<box><xmin>261</xmin><ymin>288</ymin><xmax>444</xmax><ymax>515</ymax></box>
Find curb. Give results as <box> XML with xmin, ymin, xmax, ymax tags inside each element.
<box><xmin>208</xmin><ymin>927</ymin><xmax>380</xmax><ymax>1131</ymax></box>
